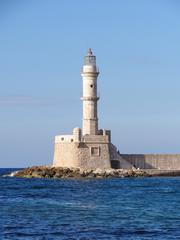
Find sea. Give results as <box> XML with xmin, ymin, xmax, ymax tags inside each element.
<box><xmin>1</xmin><ymin>168</ymin><xmax>180</xmax><ymax>240</ymax></box>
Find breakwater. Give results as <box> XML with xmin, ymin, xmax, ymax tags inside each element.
<box><xmin>14</xmin><ymin>166</ymin><xmax>148</xmax><ymax>178</ymax></box>
<box><xmin>121</xmin><ymin>154</ymin><xmax>180</xmax><ymax>170</ymax></box>
<box><xmin>13</xmin><ymin>166</ymin><xmax>180</xmax><ymax>178</ymax></box>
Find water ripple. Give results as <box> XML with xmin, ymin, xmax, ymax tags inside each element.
<box><xmin>1</xmin><ymin>169</ymin><xmax>180</xmax><ymax>239</ymax></box>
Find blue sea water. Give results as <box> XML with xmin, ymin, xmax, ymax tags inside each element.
<box><xmin>1</xmin><ymin>169</ymin><xmax>180</xmax><ymax>240</ymax></box>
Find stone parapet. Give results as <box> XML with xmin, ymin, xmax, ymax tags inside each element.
<box><xmin>55</xmin><ymin>135</ymin><xmax>74</xmax><ymax>143</ymax></box>
<box><xmin>83</xmin><ymin>134</ymin><xmax>109</xmax><ymax>143</ymax></box>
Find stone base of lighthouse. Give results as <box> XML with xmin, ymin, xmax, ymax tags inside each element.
<box><xmin>53</xmin><ymin>128</ymin><xmax>133</xmax><ymax>169</ymax></box>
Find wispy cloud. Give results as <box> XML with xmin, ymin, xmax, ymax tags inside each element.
<box><xmin>0</xmin><ymin>94</ymin><xmax>78</xmax><ymax>107</ymax></box>
<box><xmin>0</xmin><ymin>95</ymin><xmax>54</xmax><ymax>107</ymax></box>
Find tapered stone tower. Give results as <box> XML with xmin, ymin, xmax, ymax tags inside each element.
<box><xmin>81</xmin><ymin>48</ymin><xmax>99</xmax><ymax>135</ymax></box>
<box><xmin>53</xmin><ymin>49</ymin><xmax>133</xmax><ymax>169</ymax></box>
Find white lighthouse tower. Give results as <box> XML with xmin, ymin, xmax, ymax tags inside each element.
<box><xmin>81</xmin><ymin>48</ymin><xmax>99</xmax><ymax>135</ymax></box>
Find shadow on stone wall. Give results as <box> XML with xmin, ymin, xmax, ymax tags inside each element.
<box><xmin>111</xmin><ymin>160</ymin><xmax>120</xmax><ymax>169</ymax></box>
<box><xmin>111</xmin><ymin>156</ymin><xmax>153</xmax><ymax>169</ymax></box>
<box><xmin>120</xmin><ymin>154</ymin><xmax>153</xmax><ymax>169</ymax></box>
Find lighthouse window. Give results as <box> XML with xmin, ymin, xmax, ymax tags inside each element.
<box><xmin>90</xmin><ymin>147</ymin><xmax>100</xmax><ymax>156</ymax></box>
<box><xmin>90</xmin><ymin>84</ymin><xmax>93</xmax><ymax>88</ymax></box>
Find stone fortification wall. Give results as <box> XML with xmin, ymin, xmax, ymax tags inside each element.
<box><xmin>83</xmin><ymin>134</ymin><xmax>109</xmax><ymax>143</ymax></box>
<box><xmin>53</xmin><ymin>133</ymin><xmax>136</xmax><ymax>169</ymax></box>
<box><xmin>53</xmin><ymin>142</ymin><xmax>78</xmax><ymax>168</ymax></box>
<box><xmin>121</xmin><ymin>154</ymin><xmax>180</xmax><ymax>170</ymax></box>
<box><xmin>53</xmin><ymin>141</ymin><xmax>111</xmax><ymax>169</ymax></box>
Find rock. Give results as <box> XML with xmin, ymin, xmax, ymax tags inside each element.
<box><xmin>14</xmin><ymin>166</ymin><xmax>150</xmax><ymax>179</ymax></box>
<box><xmin>54</xmin><ymin>172</ymin><xmax>63</xmax><ymax>178</ymax></box>
<box><xmin>31</xmin><ymin>171</ymin><xmax>42</xmax><ymax>178</ymax></box>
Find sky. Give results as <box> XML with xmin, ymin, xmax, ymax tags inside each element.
<box><xmin>0</xmin><ymin>0</ymin><xmax>180</xmax><ymax>167</ymax></box>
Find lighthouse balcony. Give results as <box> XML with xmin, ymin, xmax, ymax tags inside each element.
<box><xmin>81</xmin><ymin>66</ymin><xmax>99</xmax><ymax>74</ymax></box>
<box><xmin>80</xmin><ymin>96</ymin><xmax>99</xmax><ymax>101</ymax></box>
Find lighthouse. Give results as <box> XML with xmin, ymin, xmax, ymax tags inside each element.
<box><xmin>81</xmin><ymin>48</ymin><xmax>99</xmax><ymax>135</ymax></box>
<box><xmin>53</xmin><ymin>49</ymin><xmax>133</xmax><ymax>169</ymax></box>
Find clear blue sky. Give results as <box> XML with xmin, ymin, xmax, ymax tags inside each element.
<box><xmin>0</xmin><ymin>0</ymin><xmax>180</xmax><ymax>167</ymax></box>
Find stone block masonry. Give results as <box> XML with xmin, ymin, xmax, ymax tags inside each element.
<box><xmin>53</xmin><ymin>133</ymin><xmax>111</xmax><ymax>169</ymax></box>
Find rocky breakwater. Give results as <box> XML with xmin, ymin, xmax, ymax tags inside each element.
<box><xmin>14</xmin><ymin>166</ymin><xmax>149</xmax><ymax>179</ymax></box>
